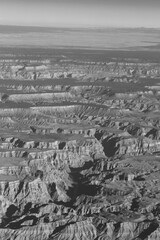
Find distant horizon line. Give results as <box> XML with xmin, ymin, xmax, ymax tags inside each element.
<box><xmin>0</xmin><ymin>24</ymin><xmax>160</xmax><ymax>30</ymax></box>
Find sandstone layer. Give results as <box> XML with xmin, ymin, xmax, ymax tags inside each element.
<box><xmin>0</xmin><ymin>48</ymin><xmax>160</xmax><ymax>239</ymax></box>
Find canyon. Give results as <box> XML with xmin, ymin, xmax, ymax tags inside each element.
<box><xmin>0</xmin><ymin>48</ymin><xmax>160</xmax><ymax>239</ymax></box>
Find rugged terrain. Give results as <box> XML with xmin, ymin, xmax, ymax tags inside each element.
<box><xmin>0</xmin><ymin>48</ymin><xmax>160</xmax><ymax>239</ymax></box>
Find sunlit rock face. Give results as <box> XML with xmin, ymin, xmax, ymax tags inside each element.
<box><xmin>0</xmin><ymin>48</ymin><xmax>160</xmax><ymax>239</ymax></box>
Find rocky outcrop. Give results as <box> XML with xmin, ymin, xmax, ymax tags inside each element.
<box><xmin>0</xmin><ymin>49</ymin><xmax>160</xmax><ymax>239</ymax></box>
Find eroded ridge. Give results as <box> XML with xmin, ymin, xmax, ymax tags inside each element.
<box><xmin>0</xmin><ymin>49</ymin><xmax>160</xmax><ymax>240</ymax></box>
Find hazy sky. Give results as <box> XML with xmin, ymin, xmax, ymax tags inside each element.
<box><xmin>0</xmin><ymin>0</ymin><xmax>160</xmax><ymax>28</ymax></box>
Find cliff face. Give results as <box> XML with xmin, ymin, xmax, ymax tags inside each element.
<box><xmin>0</xmin><ymin>49</ymin><xmax>160</xmax><ymax>239</ymax></box>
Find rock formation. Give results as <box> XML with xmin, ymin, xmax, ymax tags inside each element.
<box><xmin>0</xmin><ymin>48</ymin><xmax>160</xmax><ymax>239</ymax></box>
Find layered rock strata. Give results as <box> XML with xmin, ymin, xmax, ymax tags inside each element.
<box><xmin>0</xmin><ymin>49</ymin><xmax>160</xmax><ymax>239</ymax></box>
